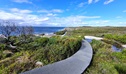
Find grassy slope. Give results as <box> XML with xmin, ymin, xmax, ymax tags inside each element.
<box><xmin>66</xmin><ymin>27</ymin><xmax>126</xmax><ymax>37</ymax></box>
<box><xmin>84</xmin><ymin>40</ymin><xmax>126</xmax><ymax>74</ymax></box>
<box><xmin>65</xmin><ymin>27</ymin><xmax>126</xmax><ymax>74</ymax></box>
<box><xmin>0</xmin><ymin>36</ymin><xmax>82</xmax><ymax>74</ymax></box>
<box><xmin>1</xmin><ymin>27</ymin><xmax>126</xmax><ymax>74</ymax></box>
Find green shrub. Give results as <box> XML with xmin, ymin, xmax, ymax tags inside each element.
<box><xmin>102</xmin><ymin>39</ymin><xmax>122</xmax><ymax>48</ymax></box>
<box><xmin>54</xmin><ymin>30</ymin><xmax>66</xmax><ymax>35</ymax></box>
<box><xmin>115</xmin><ymin>64</ymin><xmax>126</xmax><ymax>74</ymax></box>
<box><xmin>33</xmin><ymin>37</ymin><xmax>81</xmax><ymax>65</ymax></box>
<box><xmin>47</xmin><ymin>37</ymin><xmax>58</xmax><ymax>45</ymax></box>
<box><xmin>0</xmin><ymin>43</ymin><xmax>6</xmax><ymax>50</ymax></box>
<box><xmin>0</xmin><ymin>38</ymin><xmax>6</xmax><ymax>43</ymax></box>
<box><xmin>104</xmin><ymin>34</ymin><xmax>126</xmax><ymax>44</ymax></box>
<box><xmin>98</xmin><ymin>62</ymin><xmax>118</xmax><ymax>74</ymax></box>
<box><xmin>85</xmin><ymin>39</ymin><xmax>126</xmax><ymax>74</ymax></box>
<box><xmin>34</xmin><ymin>37</ymin><xmax>49</xmax><ymax>47</ymax></box>
<box><xmin>90</xmin><ymin>40</ymin><xmax>104</xmax><ymax>53</ymax></box>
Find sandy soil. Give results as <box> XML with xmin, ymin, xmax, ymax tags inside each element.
<box><xmin>85</xmin><ymin>36</ymin><xmax>103</xmax><ymax>40</ymax></box>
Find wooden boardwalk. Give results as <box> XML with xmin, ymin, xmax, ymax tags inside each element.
<box><xmin>21</xmin><ymin>40</ymin><xmax>93</xmax><ymax>74</ymax></box>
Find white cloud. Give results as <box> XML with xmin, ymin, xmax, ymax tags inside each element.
<box><xmin>116</xmin><ymin>22</ymin><xmax>126</xmax><ymax>26</ymax></box>
<box><xmin>116</xmin><ymin>16</ymin><xmax>122</xmax><ymax>19</ymax></box>
<box><xmin>12</xmin><ymin>0</ymin><xmax>32</xmax><ymax>4</ymax></box>
<box><xmin>88</xmin><ymin>0</ymin><xmax>93</xmax><ymax>4</ymax></box>
<box><xmin>0</xmin><ymin>10</ymin><xmax>20</xmax><ymax>20</ymax></box>
<box><xmin>78</xmin><ymin>16</ymin><xmax>101</xmax><ymax>19</ymax></box>
<box><xmin>10</xmin><ymin>8</ymin><xmax>32</xmax><ymax>14</ymax></box>
<box><xmin>78</xmin><ymin>2</ymin><xmax>85</xmax><ymax>7</ymax></box>
<box><xmin>51</xmin><ymin>9</ymin><xmax>63</xmax><ymax>13</ymax></box>
<box><xmin>0</xmin><ymin>8</ymin><xmax>102</xmax><ymax>26</ymax></box>
<box><xmin>94</xmin><ymin>0</ymin><xmax>100</xmax><ymax>3</ymax></box>
<box><xmin>87</xmin><ymin>0</ymin><xmax>100</xmax><ymax>4</ymax></box>
<box><xmin>123</xmin><ymin>10</ymin><xmax>126</xmax><ymax>13</ymax></box>
<box><xmin>84</xmin><ymin>20</ymin><xmax>110</xmax><ymax>26</ymax></box>
<box><xmin>0</xmin><ymin>9</ymin><xmax>49</xmax><ymax>26</ymax></box>
<box><xmin>2</xmin><ymin>8</ymin><xmax>116</xmax><ymax>27</ymax></box>
<box><xmin>104</xmin><ymin>0</ymin><xmax>114</xmax><ymax>4</ymax></box>
<box><xmin>119</xmin><ymin>22</ymin><xmax>126</xmax><ymax>24</ymax></box>
<box><xmin>47</xmin><ymin>13</ymin><xmax>57</xmax><ymax>17</ymax></box>
<box><xmin>94</xmin><ymin>20</ymin><xmax>110</xmax><ymax>24</ymax></box>
<box><xmin>0</xmin><ymin>8</ymin><xmax>109</xmax><ymax>27</ymax></box>
<box><xmin>38</xmin><ymin>9</ymin><xmax>63</xmax><ymax>13</ymax></box>
<box><xmin>45</xmin><ymin>15</ymin><xmax>101</xmax><ymax>27</ymax></box>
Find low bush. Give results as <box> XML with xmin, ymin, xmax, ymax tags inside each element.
<box><xmin>54</xmin><ymin>30</ymin><xmax>66</xmax><ymax>35</ymax></box>
<box><xmin>34</xmin><ymin>37</ymin><xmax>49</xmax><ymax>47</ymax></box>
<box><xmin>101</xmin><ymin>39</ymin><xmax>122</xmax><ymax>48</ymax></box>
<box><xmin>33</xmin><ymin>36</ymin><xmax>81</xmax><ymax>65</ymax></box>
<box><xmin>104</xmin><ymin>34</ymin><xmax>126</xmax><ymax>44</ymax></box>
<box><xmin>0</xmin><ymin>36</ymin><xmax>82</xmax><ymax>74</ymax></box>
<box><xmin>0</xmin><ymin>43</ymin><xmax>5</xmax><ymax>50</ymax></box>
<box><xmin>84</xmin><ymin>40</ymin><xmax>126</xmax><ymax>74</ymax></box>
<box><xmin>115</xmin><ymin>64</ymin><xmax>126</xmax><ymax>74</ymax></box>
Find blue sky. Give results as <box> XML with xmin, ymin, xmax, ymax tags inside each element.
<box><xmin>0</xmin><ymin>0</ymin><xmax>126</xmax><ymax>27</ymax></box>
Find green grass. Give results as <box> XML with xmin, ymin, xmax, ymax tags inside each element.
<box><xmin>84</xmin><ymin>40</ymin><xmax>126</xmax><ymax>74</ymax></box>
<box><xmin>65</xmin><ymin>27</ymin><xmax>126</xmax><ymax>74</ymax></box>
<box><xmin>66</xmin><ymin>27</ymin><xmax>126</xmax><ymax>37</ymax></box>
<box><xmin>101</xmin><ymin>39</ymin><xmax>122</xmax><ymax>48</ymax></box>
<box><xmin>0</xmin><ymin>36</ymin><xmax>82</xmax><ymax>74</ymax></box>
<box><xmin>104</xmin><ymin>34</ymin><xmax>126</xmax><ymax>44</ymax></box>
<box><xmin>1</xmin><ymin>27</ymin><xmax>126</xmax><ymax>74</ymax></box>
<box><xmin>54</xmin><ymin>30</ymin><xmax>66</xmax><ymax>35</ymax></box>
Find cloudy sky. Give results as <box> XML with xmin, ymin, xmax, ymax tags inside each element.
<box><xmin>0</xmin><ymin>0</ymin><xmax>126</xmax><ymax>27</ymax></box>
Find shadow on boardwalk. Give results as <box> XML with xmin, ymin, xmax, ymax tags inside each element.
<box><xmin>21</xmin><ymin>40</ymin><xmax>93</xmax><ymax>74</ymax></box>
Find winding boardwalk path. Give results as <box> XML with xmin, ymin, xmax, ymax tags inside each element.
<box><xmin>21</xmin><ymin>40</ymin><xmax>93</xmax><ymax>74</ymax></box>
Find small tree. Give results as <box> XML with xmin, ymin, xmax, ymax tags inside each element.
<box><xmin>0</xmin><ymin>21</ymin><xmax>17</xmax><ymax>43</ymax></box>
<box><xmin>17</xmin><ymin>26</ymin><xmax>34</xmax><ymax>42</ymax></box>
<box><xmin>0</xmin><ymin>21</ymin><xmax>34</xmax><ymax>45</ymax></box>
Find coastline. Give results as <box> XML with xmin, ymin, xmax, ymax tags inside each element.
<box><xmin>34</xmin><ymin>27</ymin><xmax>67</xmax><ymax>38</ymax></box>
<box><xmin>33</xmin><ymin>27</ymin><xmax>65</xmax><ymax>34</ymax></box>
<box><xmin>0</xmin><ymin>27</ymin><xmax>66</xmax><ymax>38</ymax></box>
<box><xmin>34</xmin><ymin>33</ymin><xmax>56</xmax><ymax>38</ymax></box>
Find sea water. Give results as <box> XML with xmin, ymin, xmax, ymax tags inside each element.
<box><xmin>0</xmin><ymin>27</ymin><xmax>65</xmax><ymax>35</ymax></box>
<box><xmin>33</xmin><ymin>27</ymin><xmax>65</xmax><ymax>34</ymax></box>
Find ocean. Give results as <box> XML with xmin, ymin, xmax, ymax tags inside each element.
<box><xmin>33</xmin><ymin>27</ymin><xmax>65</xmax><ymax>34</ymax></box>
<box><xmin>0</xmin><ymin>27</ymin><xmax>65</xmax><ymax>35</ymax></box>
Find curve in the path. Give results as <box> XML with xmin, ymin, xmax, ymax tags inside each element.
<box><xmin>21</xmin><ymin>40</ymin><xmax>93</xmax><ymax>74</ymax></box>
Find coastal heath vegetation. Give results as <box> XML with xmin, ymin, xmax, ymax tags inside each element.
<box><xmin>54</xmin><ymin>29</ymin><xmax>66</xmax><ymax>35</ymax></box>
<box><xmin>0</xmin><ymin>21</ymin><xmax>82</xmax><ymax>74</ymax></box>
<box><xmin>1</xmin><ymin>21</ymin><xmax>126</xmax><ymax>74</ymax></box>
<box><xmin>84</xmin><ymin>40</ymin><xmax>126</xmax><ymax>74</ymax></box>
<box><xmin>104</xmin><ymin>34</ymin><xmax>126</xmax><ymax>44</ymax></box>
<box><xmin>0</xmin><ymin>36</ymin><xmax>82</xmax><ymax>74</ymax></box>
<box><xmin>65</xmin><ymin>27</ymin><xmax>126</xmax><ymax>74</ymax></box>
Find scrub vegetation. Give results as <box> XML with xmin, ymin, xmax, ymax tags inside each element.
<box><xmin>65</xmin><ymin>27</ymin><xmax>126</xmax><ymax>74</ymax></box>
<box><xmin>0</xmin><ymin>21</ymin><xmax>82</xmax><ymax>74</ymax></box>
<box><xmin>54</xmin><ymin>29</ymin><xmax>66</xmax><ymax>35</ymax></box>
<box><xmin>0</xmin><ymin>22</ymin><xmax>126</xmax><ymax>74</ymax></box>
<box><xmin>84</xmin><ymin>40</ymin><xmax>126</xmax><ymax>74</ymax></box>
<box><xmin>0</xmin><ymin>36</ymin><xmax>82</xmax><ymax>74</ymax></box>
